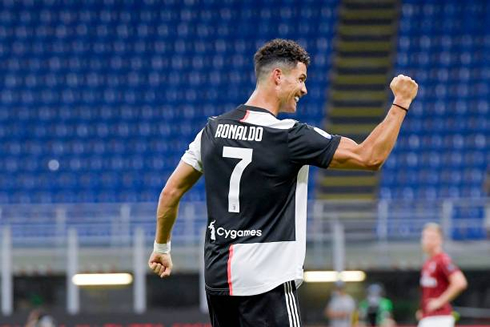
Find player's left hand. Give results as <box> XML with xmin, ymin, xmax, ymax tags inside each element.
<box><xmin>148</xmin><ymin>252</ymin><xmax>173</xmax><ymax>278</ymax></box>
<box><xmin>426</xmin><ymin>298</ymin><xmax>444</xmax><ymax>312</ymax></box>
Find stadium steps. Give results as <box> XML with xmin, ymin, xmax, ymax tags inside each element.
<box><xmin>318</xmin><ymin>0</ymin><xmax>400</xmax><ymax>201</ymax></box>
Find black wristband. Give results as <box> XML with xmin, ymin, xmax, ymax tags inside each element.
<box><xmin>393</xmin><ymin>103</ymin><xmax>409</xmax><ymax>112</ymax></box>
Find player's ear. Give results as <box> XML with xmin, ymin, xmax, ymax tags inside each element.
<box><xmin>272</xmin><ymin>68</ymin><xmax>282</xmax><ymax>85</ymax></box>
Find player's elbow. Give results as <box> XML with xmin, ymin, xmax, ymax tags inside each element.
<box><xmin>365</xmin><ymin>159</ymin><xmax>383</xmax><ymax>171</ymax></box>
<box><xmin>452</xmin><ymin>273</ymin><xmax>468</xmax><ymax>292</ymax></box>
<box><xmin>458</xmin><ymin>277</ymin><xmax>468</xmax><ymax>291</ymax></box>
<box><xmin>160</xmin><ymin>183</ymin><xmax>184</xmax><ymax>204</ymax></box>
<box><xmin>361</xmin><ymin>154</ymin><xmax>384</xmax><ymax>171</ymax></box>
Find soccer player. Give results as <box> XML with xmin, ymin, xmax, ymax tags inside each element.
<box><xmin>325</xmin><ymin>281</ymin><xmax>356</xmax><ymax>327</ymax></box>
<box><xmin>148</xmin><ymin>39</ymin><xmax>418</xmax><ymax>326</ymax></box>
<box><xmin>417</xmin><ymin>223</ymin><xmax>468</xmax><ymax>327</ymax></box>
<box><xmin>358</xmin><ymin>283</ymin><xmax>395</xmax><ymax>327</ymax></box>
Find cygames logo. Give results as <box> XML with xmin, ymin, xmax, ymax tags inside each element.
<box><xmin>208</xmin><ymin>220</ymin><xmax>262</xmax><ymax>241</ymax></box>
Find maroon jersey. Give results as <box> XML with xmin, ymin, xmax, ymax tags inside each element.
<box><xmin>420</xmin><ymin>252</ymin><xmax>460</xmax><ymax>317</ymax></box>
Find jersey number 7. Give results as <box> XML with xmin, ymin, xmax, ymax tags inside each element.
<box><xmin>222</xmin><ymin>146</ymin><xmax>253</xmax><ymax>213</ymax></box>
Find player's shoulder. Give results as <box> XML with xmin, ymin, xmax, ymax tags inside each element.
<box><xmin>289</xmin><ymin>121</ymin><xmax>334</xmax><ymax>140</ymax></box>
<box><xmin>437</xmin><ymin>252</ymin><xmax>453</xmax><ymax>262</ymax></box>
<box><xmin>242</xmin><ymin>111</ymin><xmax>298</xmax><ymax>130</ymax></box>
<box><xmin>434</xmin><ymin>252</ymin><xmax>455</xmax><ymax>267</ymax></box>
<box><xmin>346</xmin><ymin>294</ymin><xmax>356</xmax><ymax>303</ymax></box>
<box><xmin>437</xmin><ymin>252</ymin><xmax>461</xmax><ymax>274</ymax></box>
<box><xmin>276</xmin><ymin>118</ymin><xmax>299</xmax><ymax>129</ymax></box>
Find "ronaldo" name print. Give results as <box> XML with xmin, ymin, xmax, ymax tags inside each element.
<box><xmin>214</xmin><ymin>124</ymin><xmax>263</xmax><ymax>142</ymax></box>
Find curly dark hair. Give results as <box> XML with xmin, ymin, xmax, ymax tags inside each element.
<box><xmin>254</xmin><ymin>39</ymin><xmax>311</xmax><ymax>80</ymax></box>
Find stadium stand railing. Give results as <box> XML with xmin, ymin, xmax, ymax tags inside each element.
<box><xmin>1</xmin><ymin>198</ymin><xmax>488</xmax><ymax>274</ymax></box>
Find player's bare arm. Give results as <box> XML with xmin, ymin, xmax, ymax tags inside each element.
<box><xmin>329</xmin><ymin>75</ymin><xmax>418</xmax><ymax>171</ymax></box>
<box><xmin>426</xmin><ymin>271</ymin><xmax>468</xmax><ymax>312</ymax></box>
<box><xmin>148</xmin><ymin>161</ymin><xmax>202</xmax><ymax>278</ymax></box>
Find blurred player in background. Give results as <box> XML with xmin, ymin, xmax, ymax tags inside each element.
<box><xmin>325</xmin><ymin>281</ymin><xmax>356</xmax><ymax>327</ymax></box>
<box><xmin>148</xmin><ymin>39</ymin><xmax>418</xmax><ymax>326</ymax></box>
<box><xmin>25</xmin><ymin>309</ymin><xmax>56</xmax><ymax>327</ymax></box>
<box><xmin>417</xmin><ymin>223</ymin><xmax>468</xmax><ymax>327</ymax></box>
<box><xmin>358</xmin><ymin>283</ymin><xmax>395</xmax><ymax>327</ymax></box>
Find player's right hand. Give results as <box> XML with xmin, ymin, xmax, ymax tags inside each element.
<box><xmin>148</xmin><ymin>252</ymin><xmax>173</xmax><ymax>278</ymax></box>
<box><xmin>390</xmin><ymin>74</ymin><xmax>418</xmax><ymax>109</ymax></box>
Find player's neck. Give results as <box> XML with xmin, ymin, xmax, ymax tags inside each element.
<box><xmin>428</xmin><ymin>246</ymin><xmax>442</xmax><ymax>257</ymax></box>
<box><xmin>245</xmin><ymin>88</ymin><xmax>280</xmax><ymax>117</ymax></box>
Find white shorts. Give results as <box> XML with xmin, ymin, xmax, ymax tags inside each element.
<box><xmin>418</xmin><ymin>315</ymin><xmax>455</xmax><ymax>327</ymax></box>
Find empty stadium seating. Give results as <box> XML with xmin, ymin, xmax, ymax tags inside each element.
<box><xmin>381</xmin><ymin>0</ymin><xmax>489</xmax><ymax>202</ymax></box>
<box><xmin>381</xmin><ymin>0</ymin><xmax>489</xmax><ymax>239</ymax></box>
<box><xmin>1</xmin><ymin>0</ymin><xmax>487</xmax><ymax>211</ymax></box>
<box><xmin>0</xmin><ymin>0</ymin><xmax>339</xmax><ymax>203</ymax></box>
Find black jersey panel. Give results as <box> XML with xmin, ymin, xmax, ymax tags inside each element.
<box><xmin>287</xmin><ymin>123</ymin><xmax>341</xmax><ymax>168</ymax></box>
<box><xmin>201</xmin><ymin>116</ymin><xmax>298</xmax><ymax>246</ymax></box>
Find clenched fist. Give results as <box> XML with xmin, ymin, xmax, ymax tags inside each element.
<box><xmin>148</xmin><ymin>252</ymin><xmax>173</xmax><ymax>278</ymax></box>
<box><xmin>390</xmin><ymin>74</ymin><xmax>418</xmax><ymax>110</ymax></box>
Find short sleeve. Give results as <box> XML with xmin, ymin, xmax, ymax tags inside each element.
<box><xmin>288</xmin><ymin>123</ymin><xmax>341</xmax><ymax>168</ymax></box>
<box><xmin>181</xmin><ymin>129</ymin><xmax>203</xmax><ymax>172</ymax></box>
<box><xmin>439</xmin><ymin>254</ymin><xmax>460</xmax><ymax>278</ymax></box>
